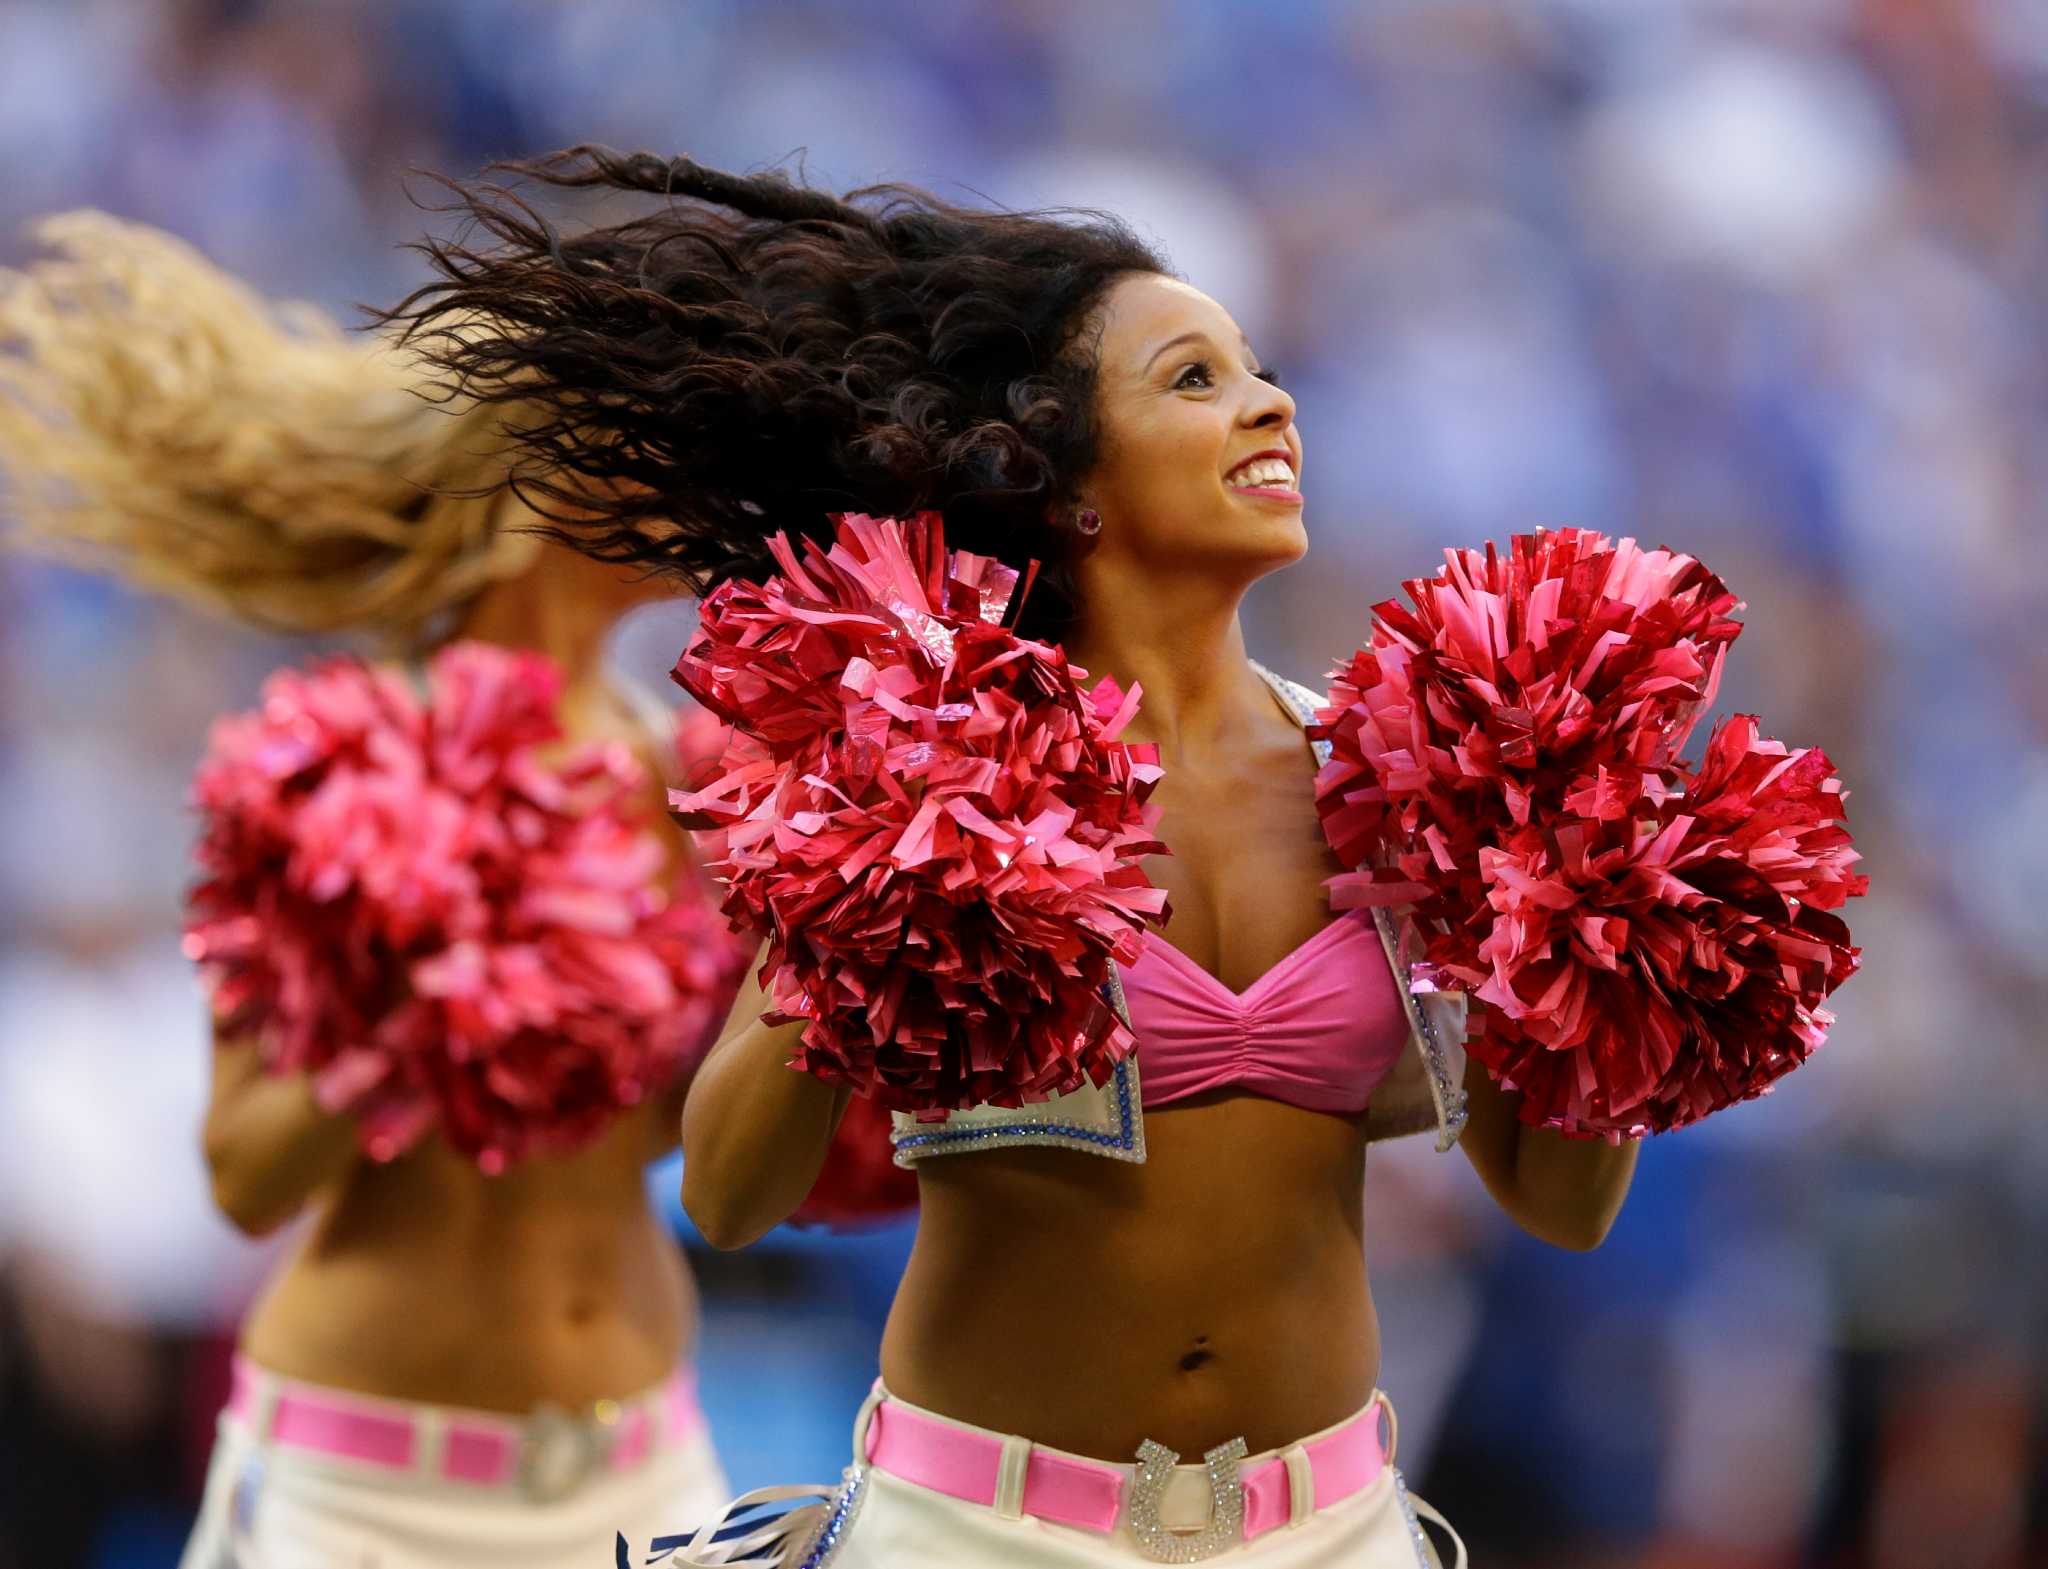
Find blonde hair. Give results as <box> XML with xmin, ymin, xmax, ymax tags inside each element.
<box><xmin>0</xmin><ymin>212</ymin><xmax>540</xmax><ymax>638</ymax></box>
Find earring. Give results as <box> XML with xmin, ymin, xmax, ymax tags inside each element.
<box><xmin>1073</xmin><ymin>507</ymin><xmax>1102</xmax><ymax>537</ymax></box>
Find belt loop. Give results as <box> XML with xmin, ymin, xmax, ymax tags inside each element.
<box><xmin>993</xmin><ymin>1434</ymin><xmax>1031</xmax><ymax>1522</ymax></box>
<box><xmin>245</xmin><ymin>1369</ymin><xmax>282</xmax><ymax>1444</ymax></box>
<box><xmin>1378</xmin><ymin>1392</ymin><xmax>1400</xmax><ymax>1469</ymax></box>
<box><xmin>1281</xmin><ymin>1444</ymin><xmax>1315</xmax><ymax>1528</ymax></box>
<box><xmin>634</xmin><ymin>1383</ymin><xmax>662</xmax><ymax>1454</ymax></box>
<box><xmin>658</xmin><ymin>1372</ymin><xmax>688</xmax><ymax>1447</ymax></box>
<box><xmin>850</xmin><ymin>1380</ymin><xmax>887</xmax><ymax>1465</ymax></box>
<box><xmin>414</xmin><ymin>1406</ymin><xmax>448</xmax><ymax>1480</ymax></box>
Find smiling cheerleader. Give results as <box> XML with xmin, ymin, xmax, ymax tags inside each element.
<box><xmin>378</xmin><ymin>147</ymin><xmax>1862</xmax><ymax>1567</ymax></box>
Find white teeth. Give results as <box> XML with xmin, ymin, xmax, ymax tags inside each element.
<box><xmin>1227</xmin><ymin>457</ymin><xmax>1295</xmax><ymax>488</ymax></box>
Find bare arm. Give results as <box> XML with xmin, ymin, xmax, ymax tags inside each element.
<box><xmin>200</xmin><ymin>1029</ymin><xmax>360</xmax><ymax>1238</ymax></box>
<box><xmin>1457</xmin><ymin>1054</ymin><xmax>1639</xmax><ymax>1252</ymax></box>
<box><xmin>680</xmin><ymin>942</ymin><xmax>852</xmax><ymax>1249</ymax></box>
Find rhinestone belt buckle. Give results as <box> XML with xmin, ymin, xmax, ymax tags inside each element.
<box><xmin>1125</xmin><ymin>1435</ymin><xmax>1248</xmax><ymax>1563</ymax></box>
<box><xmin>516</xmin><ymin>1398</ymin><xmax>621</xmax><ymax>1504</ymax></box>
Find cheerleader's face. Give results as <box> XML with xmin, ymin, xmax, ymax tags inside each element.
<box><xmin>1078</xmin><ymin>274</ymin><xmax>1305</xmax><ymax>574</ymax></box>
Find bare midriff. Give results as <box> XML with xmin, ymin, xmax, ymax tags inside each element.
<box><xmin>240</xmin><ymin>1099</ymin><xmax>691</xmax><ymax>1413</ymax></box>
<box><xmin>881</xmin><ymin>1090</ymin><xmax>1379</xmax><ymax>1460</ymax></box>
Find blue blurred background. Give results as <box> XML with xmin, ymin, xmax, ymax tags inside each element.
<box><xmin>1</xmin><ymin>2</ymin><xmax>2044</xmax><ymax>1565</ymax></box>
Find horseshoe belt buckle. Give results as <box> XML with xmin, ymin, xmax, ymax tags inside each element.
<box><xmin>1125</xmin><ymin>1435</ymin><xmax>1249</xmax><ymax>1563</ymax></box>
<box><xmin>516</xmin><ymin>1399</ymin><xmax>619</xmax><ymax>1503</ymax></box>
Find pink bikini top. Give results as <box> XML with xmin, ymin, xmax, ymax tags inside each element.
<box><xmin>1120</xmin><ymin>911</ymin><xmax>1410</xmax><ymax>1115</ymax></box>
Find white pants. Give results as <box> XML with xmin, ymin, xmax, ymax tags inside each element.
<box><xmin>677</xmin><ymin>1387</ymin><xmax>1461</xmax><ymax>1567</ymax></box>
<box><xmin>179</xmin><ymin>1380</ymin><xmax>731</xmax><ymax>1569</ymax></box>
<box><xmin>820</xmin><ymin>1462</ymin><xmax>1451</xmax><ymax>1567</ymax></box>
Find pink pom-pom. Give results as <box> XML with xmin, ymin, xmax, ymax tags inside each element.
<box><xmin>1460</xmin><ymin>717</ymin><xmax>1866</xmax><ymax>1136</ymax></box>
<box><xmin>184</xmin><ymin>642</ymin><xmax>744</xmax><ymax>1170</ymax></box>
<box><xmin>1316</xmin><ymin>530</ymin><xmax>1865</xmax><ymax>1138</ymax></box>
<box><xmin>1317</xmin><ymin>529</ymin><xmax>1743</xmax><ymax>915</ymax></box>
<box><xmin>672</xmin><ymin>512</ymin><xmax>1168</xmax><ymax>1112</ymax></box>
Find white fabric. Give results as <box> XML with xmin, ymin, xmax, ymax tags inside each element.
<box><xmin>178</xmin><ymin>1394</ymin><xmax>731</xmax><ymax>1569</ymax></box>
<box><xmin>673</xmin><ymin>1387</ymin><xmax>1464</xmax><ymax>1568</ymax></box>
<box><xmin>787</xmin><ymin>1463</ymin><xmax>1451</xmax><ymax>1567</ymax></box>
<box><xmin>889</xmin><ymin>1055</ymin><xmax>1145</xmax><ymax>1166</ymax></box>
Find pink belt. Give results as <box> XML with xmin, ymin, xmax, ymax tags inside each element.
<box><xmin>227</xmin><ymin>1356</ymin><xmax>706</xmax><ymax>1504</ymax></box>
<box><xmin>856</xmin><ymin>1385</ymin><xmax>1395</xmax><ymax>1547</ymax></box>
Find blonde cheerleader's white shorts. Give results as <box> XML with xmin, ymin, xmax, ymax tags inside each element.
<box><xmin>178</xmin><ymin>1356</ymin><xmax>731</xmax><ymax>1569</ymax></box>
<box><xmin>666</xmin><ymin>1381</ymin><xmax>1463</xmax><ymax>1568</ymax></box>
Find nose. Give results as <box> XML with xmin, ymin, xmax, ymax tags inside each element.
<box><xmin>1242</xmin><ymin>375</ymin><xmax>1295</xmax><ymax>432</ymax></box>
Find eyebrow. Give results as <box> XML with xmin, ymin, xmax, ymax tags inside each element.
<box><xmin>1144</xmin><ymin>330</ymin><xmax>1258</xmax><ymax>372</ymax></box>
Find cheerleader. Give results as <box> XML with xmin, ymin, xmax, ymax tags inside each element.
<box><xmin>384</xmin><ymin>149</ymin><xmax>1860</xmax><ymax>1566</ymax></box>
<box><xmin>0</xmin><ymin>214</ymin><xmax>746</xmax><ymax>1568</ymax></box>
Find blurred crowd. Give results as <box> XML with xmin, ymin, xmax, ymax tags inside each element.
<box><xmin>1</xmin><ymin>1</ymin><xmax>2043</xmax><ymax>1565</ymax></box>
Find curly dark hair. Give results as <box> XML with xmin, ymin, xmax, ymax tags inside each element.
<box><xmin>378</xmin><ymin>146</ymin><xmax>1170</xmax><ymax>640</ymax></box>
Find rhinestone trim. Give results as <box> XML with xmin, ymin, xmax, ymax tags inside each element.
<box><xmin>1251</xmin><ymin>665</ymin><xmax>1338</xmax><ymax>770</ymax></box>
<box><xmin>1392</xmin><ymin>1469</ymin><xmax>1433</xmax><ymax>1567</ymax></box>
<box><xmin>794</xmin><ymin>1466</ymin><xmax>866</xmax><ymax>1569</ymax></box>
<box><xmin>890</xmin><ymin>1051</ymin><xmax>1145</xmax><ymax>1164</ymax></box>
<box><xmin>1125</xmin><ymin>1437</ymin><xmax>1249</xmax><ymax>1563</ymax></box>
<box><xmin>1416</xmin><ymin>988</ymin><xmax>1470</xmax><ymax>1146</ymax></box>
<box><xmin>1369</xmin><ymin>907</ymin><xmax>1470</xmax><ymax>1152</ymax></box>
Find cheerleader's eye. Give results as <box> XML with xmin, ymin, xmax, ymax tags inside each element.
<box><xmin>1174</xmin><ymin>361</ymin><xmax>1215</xmax><ymax>390</ymax></box>
<box><xmin>1254</xmin><ymin>367</ymin><xmax>1283</xmax><ymax>387</ymax></box>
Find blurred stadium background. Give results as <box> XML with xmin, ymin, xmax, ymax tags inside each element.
<box><xmin>1</xmin><ymin>1</ymin><xmax>2044</xmax><ymax>1565</ymax></box>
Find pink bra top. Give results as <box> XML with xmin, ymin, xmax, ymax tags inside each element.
<box><xmin>1120</xmin><ymin>909</ymin><xmax>1411</xmax><ymax>1115</ymax></box>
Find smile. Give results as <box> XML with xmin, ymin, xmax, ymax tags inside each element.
<box><xmin>1224</xmin><ymin>453</ymin><xmax>1302</xmax><ymax>501</ymax></box>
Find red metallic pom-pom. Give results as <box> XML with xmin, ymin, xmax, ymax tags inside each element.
<box><xmin>184</xmin><ymin>642</ymin><xmax>742</xmax><ymax>1171</ymax></box>
<box><xmin>1317</xmin><ymin>529</ymin><xmax>1744</xmax><ymax>909</ymax></box>
<box><xmin>1316</xmin><ymin>529</ymin><xmax>1866</xmax><ymax>1138</ymax></box>
<box><xmin>673</xmin><ymin>512</ymin><xmax>1168</xmax><ymax>1112</ymax></box>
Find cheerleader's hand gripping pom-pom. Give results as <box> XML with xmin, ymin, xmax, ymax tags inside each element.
<box><xmin>672</xmin><ymin>512</ymin><xmax>1169</xmax><ymax>1113</ymax></box>
<box><xmin>1316</xmin><ymin>529</ymin><xmax>1866</xmax><ymax>1139</ymax></box>
<box><xmin>184</xmin><ymin>642</ymin><xmax>742</xmax><ymax>1171</ymax></box>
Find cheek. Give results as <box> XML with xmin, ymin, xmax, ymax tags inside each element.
<box><xmin>1109</xmin><ymin>408</ymin><xmax>1222</xmax><ymax>508</ymax></box>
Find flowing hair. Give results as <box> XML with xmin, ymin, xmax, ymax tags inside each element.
<box><xmin>378</xmin><ymin>147</ymin><xmax>1169</xmax><ymax>641</ymax></box>
<box><xmin>0</xmin><ymin>212</ymin><xmax>540</xmax><ymax>640</ymax></box>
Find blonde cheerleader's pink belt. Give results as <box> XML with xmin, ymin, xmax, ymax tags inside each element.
<box><xmin>226</xmin><ymin>1355</ymin><xmax>706</xmax><ymax>1504</ymax></box>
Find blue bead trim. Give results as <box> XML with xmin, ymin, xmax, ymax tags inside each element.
<box><xmin>795</xmin><ymin>1467</ymin><xmax>865</xmax><ymax>1569</ymax></box>
<box><xmin>890</xmin><ymin>1055</ymin><xmax>1138</xmax><ymax>1156</ymax></box>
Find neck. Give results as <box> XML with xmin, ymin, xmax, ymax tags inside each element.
<box><xmin>445</xmin><ymin>545</ymin><xmax>622</xmax><ymax>693</ymax></box>
<box><xmin>1062</xmin><ymin>571</ymin><xmax>1273</xmax><ymax>754</ymax></box>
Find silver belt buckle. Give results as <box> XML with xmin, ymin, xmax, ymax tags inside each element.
<box><xmin>1125</xmin><ymin>1435</ymin><xmax>1248</xmax><ymax>1563</ymax></box>
<box><xmin>516</xmin><ymin>1399</ymin><xmax>620</xmax><ymax>1503</ymax></box>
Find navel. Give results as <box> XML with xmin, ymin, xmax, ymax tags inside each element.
<box><xmin>563</xmin><ymin>1294</ymin><xmax>600</xmax><ymax>1328</ymax></box>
